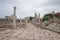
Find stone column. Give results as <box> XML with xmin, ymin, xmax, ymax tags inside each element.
<box><xmin>35</xmin><ymin>12</ymin><xmax>37</xmax><ymax>20</ymax></box>
<box><xmin>35</xmin><ymin>12</ymin><xmax>37</xmax><ymax>23</ymax></box>
<box><xmin>39</xmin><ymin>13</ymin><xmax>40</xmax><ymax>23</ymax></box>
<box><xmin>39</xmin><ymin>13</ymin><xmax>41</xmax><ymax>24</ymax></box>
<box><xmin>13</xmin><ymin>7</ymin><xmax>17</xmax><ymax>29</ymax></box>
<box><xmin>20</xmin><ymin>18</ymin><xmax>21</xmax><ymax>23</ymax></box>
<box><xmin>39</xmin><ymin>13</ymin><xmax>43</xmax><ymax>27</ymax></box>
<box><xmin>20</xmin><ymin>18</ymin><xmax>22</xmax><ymax>27</ymax></box>
<box><xmin>25</xmin><ymin>17</ymin><xmax>28</xmax><ymax>24</ymax></box>
<box><xmin>52</xmin><ymin>11</ymin><xmax>55</xmax><ymax>19</ymax></box>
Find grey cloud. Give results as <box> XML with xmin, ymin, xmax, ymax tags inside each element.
<box><xmin>42</xmin><ymin>0</ymin><xmax>60</xmax><ymax>6</ymax></box>
<box><xmin>0</xmin><ymin>0</ymin><xmax>60</xmax><ymax>18</ymax></box>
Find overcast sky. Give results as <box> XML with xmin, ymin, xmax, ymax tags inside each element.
<box><xmin>0</xmin><ymin>0</ymin><xmax>60</xmax><ymax>18</ymax></box>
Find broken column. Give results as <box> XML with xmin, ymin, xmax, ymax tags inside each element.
<box><xmin>13</xmin><ymin>7</ymin><xmax>17</xmax><ymax>29</ymax></box>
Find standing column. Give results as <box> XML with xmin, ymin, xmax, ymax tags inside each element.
<box><xmin>39</xmin><ymin>13</ymin><xmax>43</xmax><ymax>27</ymax></box>
<box><xmin>52</xmin><ymin>11</ymin><xmax>55</xmax><ymax>19</ymax></box>
<box><xmin>13</xmin><ymin>7</ymin><xmax>17</xmax><ymax>29</ymax></box>
<box><xmin>39</xmin><ymin>13</ymin><xmax>41</xmax><ymax>24</ymax></box>
<box><xmin>35</xmin><ymin>12</ymin><xmax>37</xmax><ymax>23</ymax></box>
<box><xmin>25</xmin><ymin>17</ymin><xmax>28</xmax><ymax>24</ymax></box>
<box><xmin>20</xmin><ymin>18</ymin><xmax>21</xmax><ymax>24</ymax></box>
<box><xmin>39</xmin><ymin>13</ymin><xmax>40</xmax><ymax>23</ymax></box>
<box><xmin>20</xmin><ymin>18</ymin><xmax>22</xmax><ymax>27</ymax></box>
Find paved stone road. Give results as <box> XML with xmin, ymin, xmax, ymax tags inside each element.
<box><xmin>0</xmin><ymin>23</ymin><xmax>60</xmax><ymax>40</ymax></box>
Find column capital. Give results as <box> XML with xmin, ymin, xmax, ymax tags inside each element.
<box><xmin>14</xmin><ymin>6</ymin><xmax>16</xmax><ymax>9</ymax></box>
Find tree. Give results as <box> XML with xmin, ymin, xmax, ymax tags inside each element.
<box><xmin>29</xmin><ymin>17</ymin><xmax>34</xmax><ymax>21</ymax></box>
<box><xmin>42</xmin><ymin>13</ymin><xmax>53</xmax><ymax>21</ymax></box>
<box><xmin>54</xmin><ymin>12</ymin><xmax>60</xmax><ymax>18</ymax></box>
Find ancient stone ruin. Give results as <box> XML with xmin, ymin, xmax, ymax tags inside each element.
<box><xmin>0</xmin><ymin>7</ymin><xmax>60</xmax><ymax>40</ymax></box>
